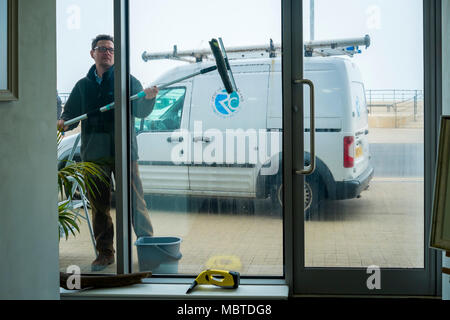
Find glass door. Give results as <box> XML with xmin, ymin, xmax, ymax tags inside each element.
<box><xmin>292</xmin><ymin>0</ymin><xmax>437</xmax><ymax>295</ymax></box>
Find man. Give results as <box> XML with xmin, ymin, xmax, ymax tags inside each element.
<box><xmin>58</xmin><ymin>34</ymin><xmax>159</xmax><ymax>271</ymax></box>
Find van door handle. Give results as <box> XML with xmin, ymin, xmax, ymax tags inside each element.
<box><xmin>193</xmin><ymin>136</ymin><xmax>211</xmax><ymax>143</ymax></box>
<box><xmin>293</xmin><ymin>79</ymin><xmax>315</xmax><ymax>175</ymax></box>
<box><xmin>167</xmin><ymin>136</ymin><xmax>184</xmax><ymax>143</ymax></box>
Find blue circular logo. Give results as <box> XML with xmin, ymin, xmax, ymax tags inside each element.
<box><xmin>355</xmin><ymin>96</ymin><xmax>361</xmax><ymax>117</ymax></box>
<box><xmin>212</xmin><ymin>89</ymin><xmax>241</xmax><ymax>117</ymax></box>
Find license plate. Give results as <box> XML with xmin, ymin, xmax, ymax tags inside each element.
<box><xmin>356</xmin><ymin>145</ymin><xmax>363</xmax><ymax>158</ymax></box>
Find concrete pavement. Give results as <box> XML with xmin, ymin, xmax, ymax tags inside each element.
<box><xmin>59</xmin><ymin>127</ymin><xmax>425</xmax><ymax>275</ymax></box>
<box><xmin>59</xmin><ymin>180</ymin><xmax>423</xmax><ymax>275</ymax></box>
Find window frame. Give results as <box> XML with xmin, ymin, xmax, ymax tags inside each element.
<box><xmin>0</xmin><ymin>0</ymin><xmax>18</xmax><ymax>101</ymax></box>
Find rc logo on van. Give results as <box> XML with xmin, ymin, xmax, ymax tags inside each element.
<box><xmin>211</xmin><ymin>89</ymin><xmax>242</xmax><ymax>118</ymax></box>
<box><xmin>355</xmin><ymin>96</ymin><xmax>361</xmax><ymax>117</ymax></box>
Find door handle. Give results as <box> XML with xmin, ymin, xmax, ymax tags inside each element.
<box><xmin>167</xmin><ymin>136</ymin><xmax>184</xmax><ymax>143</ymax></box>
<box><xmin>293</xmin><ymin>79</ymin><xmax>315</xmax><ymax>175</ymax></box>
<box><xmin>193</xmin><ymin>136</ymin><xmax>211</xmax><ymax>143</ymax></box>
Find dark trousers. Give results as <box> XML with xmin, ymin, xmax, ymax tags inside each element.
<box><xmin>87</xmin><ymin>161</ymin><xmax>154</xmax><ymax>255</ymax></box>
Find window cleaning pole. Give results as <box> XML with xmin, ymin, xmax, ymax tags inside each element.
<box><xmin>63</xmin><ymin>65</ymin><xmax>217</xmax><ymax>127</ymax></box>
<box><xmin>63</xmin><ymin>38</ymin><xmax>235</xmax><ymax>128</ymax></box>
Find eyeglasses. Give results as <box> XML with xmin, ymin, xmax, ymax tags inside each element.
<box><xmin>94</xmin><ymin>46</ymin><xmax>115</xmax><ymax>54</ymax></box>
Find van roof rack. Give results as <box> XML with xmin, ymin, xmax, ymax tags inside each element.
<box><xmin>304</xmin><ymin>34</ymin><xmax>371</xmax><ymax>57</ymax></box>
<box><xmin>142</xmin><ymin>35</ymin><xmax>370</xmax><ymax>63</ymax></box>
<box><xmin>142</xmin><ymin>39</ymin><xmax>279</xmax><ymax>63</ymax></box>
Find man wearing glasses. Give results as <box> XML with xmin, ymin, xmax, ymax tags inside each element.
<box><xmin>58</xmin><ymin>34</ymin><xmax>159</xmax><ymax>271</ymax></box>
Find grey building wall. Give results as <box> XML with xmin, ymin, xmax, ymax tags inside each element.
<box><xmin>0</xmin><ymin>0</ymin><xmax>59</xmax><ymax>299</ymax></box>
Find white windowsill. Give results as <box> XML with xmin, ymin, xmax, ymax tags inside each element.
<box><xmin>60</xmin><ymin>283</ymin><xmax>289</xmax><ymax>300</ymax></box>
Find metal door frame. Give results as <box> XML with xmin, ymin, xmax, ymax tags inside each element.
<box><xmin>113</xmin><ymin>0</ymin><xmax>441</xmax><ymax>296</ymax></box>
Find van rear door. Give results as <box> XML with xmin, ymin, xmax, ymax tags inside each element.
<box><xmin>351</xmin><ymin>81</ymin><xmax>370</xmax><ymax>177</ymax></box>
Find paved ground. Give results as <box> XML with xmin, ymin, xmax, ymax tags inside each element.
<box><xmin>59</xmin><ymin>128</ymin><xmax>425</xmax><ymax>275</ymax></box>
<box><xmin>59</xmin><ymin>198</ymin><xmax>284</xmax><ymax>276</ymax></box>
<box><xmin>59</xmin><ymin>180</ymin><xmax>424</xmax><ymax>275</ymax></box>
<box><xmin>305</xmin><ymin>178</ymin><xmax>424</xmax><ymax>268</ymax></box>
<box><xmin>370</xmin><ymin>143</ymin><xmax>423</xmax><ymax>177</ymax></box>
<box><xmin>368</xmin><ymin>128</ymin><xmax>423</xmax><ymax>144</ymax></box>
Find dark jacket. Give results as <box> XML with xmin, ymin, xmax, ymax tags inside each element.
<box><xmin>61</xmin><ymin>65</ymin><xmax>155</xmax><ymax>162</ymax></box>
<box><xmin>57</xmin><ymin>91</ymin><xmax>62</xmax><ymax>120</ymax></box>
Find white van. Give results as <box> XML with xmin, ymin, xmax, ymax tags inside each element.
<box><xmin>58</xmin><ymin>55</ymin><xmax>374</xmax><ymax>217</ymax></box>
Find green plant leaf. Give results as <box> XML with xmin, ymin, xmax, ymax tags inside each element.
<box><xmin>57</xmin><ymin>132</ymin><xmax>109</xmax><ymax>241</ymax></box>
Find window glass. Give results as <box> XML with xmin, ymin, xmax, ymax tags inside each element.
<box><xmin>129</xmin><ymin>0</ymin><xmax>283</xmax><ymax>276</ymax></box>
<box><xmin>0</xmin><ymin>0</ymin><xmax>7</xmax><ymax>90</ymax></box>
<box><xmin>57</xmin><ymin>0</ymin><xmax>116</xmax><ymax>275</ymax></box>
<box><xmin>135</xmin><ymin>87</ymin><xmax>186</xmax><ymax>132</ymax></box>
<box><xmin>302</xmin><ymin>0</ymin><xmax>424</xmax><ymax>269</ymax></box>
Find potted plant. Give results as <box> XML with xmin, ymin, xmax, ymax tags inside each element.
<box><xmin>57</xmin><ymin>131</ymin><xmax>108</xmax><ymax>240</ymax></box>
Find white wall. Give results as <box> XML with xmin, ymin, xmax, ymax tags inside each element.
<box><xmin>442</xmin><ymin>0</ymin><xmax>450</xmax><ymax>301</ymax></box>
<box><xmin>0</xmin><ymin>0</ymin><xmax>59</xmax><ymax>299</ymax></box>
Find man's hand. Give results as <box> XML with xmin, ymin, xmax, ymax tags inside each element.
<box><xmin>57</xmin><ymin>119</ymin><xmax>69</xmax><ymax>132</ymax></box>
<box><xmin>143</xmin><ymin>86</ymin><xmax>159</xmax><ymax>100</ymax></box>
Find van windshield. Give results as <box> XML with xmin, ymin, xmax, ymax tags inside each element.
<box><xmin>135</xmin><ymin>87</ymin><xmax>186</xmax><ymax>132</ymax></box>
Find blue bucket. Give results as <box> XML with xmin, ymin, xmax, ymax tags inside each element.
<box><xmin>135</xmin><ymin>236</ymin><xmax>182</xmax><ymax>274</ymax></box>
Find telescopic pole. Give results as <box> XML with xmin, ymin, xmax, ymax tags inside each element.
<box><xmin>63</xmin><ymin>38</ymin><xmax>235</xmax><ymax>128</ymax></box>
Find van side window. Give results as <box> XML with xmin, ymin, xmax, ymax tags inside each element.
<box><xmin>135</xmin><ymin>87</ymin><xmax>186</xmax><ymax>132</ymax></box>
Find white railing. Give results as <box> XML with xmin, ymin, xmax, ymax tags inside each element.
<box><xmin>366</xmin><ymin>89</ymin><xmax>423</xmax><ymax>119</ymax></box>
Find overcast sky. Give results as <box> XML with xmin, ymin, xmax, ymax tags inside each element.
<box><xmin>57</xmin><ymin>0</ymin><xmax>423</xmax><ymax>93</ymax></box>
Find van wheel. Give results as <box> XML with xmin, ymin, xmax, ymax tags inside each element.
<box><xmin>271</xmin><ymin>175</ymin><xmax>322</xmax><ymax>219</ymax></box>
<box><xmin>304</xmin><ymin>177</ymin><xmax>320</xmax><ymax>219</ymax></box>
<box><xmin>270</xmin><ymin>183</ymin><xmax>283</xmax><ymax>216</ymax></box>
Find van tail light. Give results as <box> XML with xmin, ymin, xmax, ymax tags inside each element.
<box><xmin>344</xmin><ymin>136</ymin><xmax>355</xmax><ymax>168</ymax></box>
